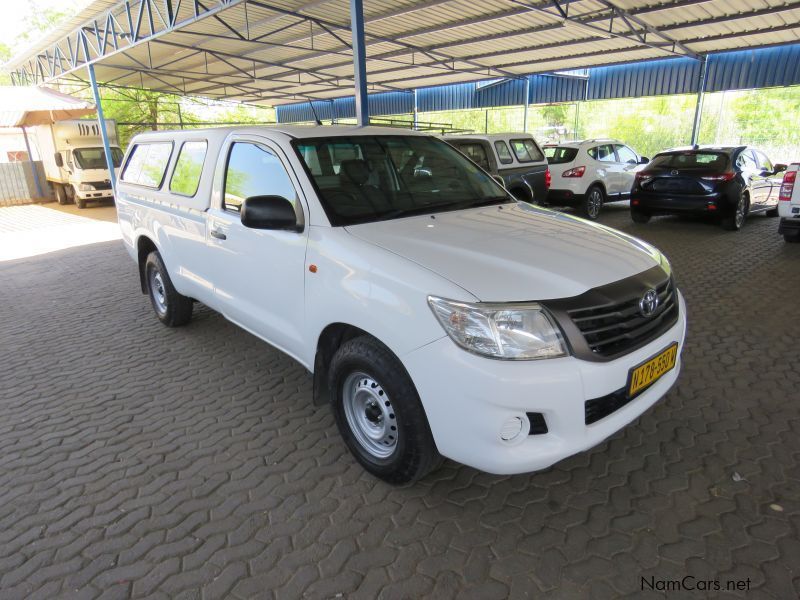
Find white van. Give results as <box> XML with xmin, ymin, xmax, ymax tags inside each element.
<box><xmin>116</xmin><ymin>126</ymin><xmax>686</xmax><ymax>484</ymax></box>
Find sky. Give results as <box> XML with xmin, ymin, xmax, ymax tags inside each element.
<box><xmin>0</xmin><ymin>0</ymin><xmax>86</xmax><ymax>47</ymax></box>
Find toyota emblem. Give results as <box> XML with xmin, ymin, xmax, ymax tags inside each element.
<box><xmin>670</xmin><ymin>169</ymin><xmax>679</xmax><ymax>175</ymax></box>
<box><xmin>639</xmin><ymin>289</ymin><xmax>659</xmax><ymax>317</ymax></box>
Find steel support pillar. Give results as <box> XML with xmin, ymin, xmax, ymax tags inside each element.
<box><xmin>523</xmin><ymin>77</ymin><xmax>530</xmax><ymax>133</ymax></box>
<box><xmin>350</xmin><ymin>0</ymin><xmax>369</xmax><ymax>126</ymax></box>
<box><xmin>86</xmin><ymin>62</ymin><xmax>117</xmax><ymax>192</ymax></box>
<box><xmin>690</xmin><ymin>55</ymin><xmax>708</xmax><ymax>146</ymax></box>
<box><xmin>21</xmin><ymin>126</ymin><xmax>44</xmax><ymax>199</ymax></box>
<box><xmin>413</xmin><ymin>89</ymin><xmax>418</xmax><ymax>130</ymax></box>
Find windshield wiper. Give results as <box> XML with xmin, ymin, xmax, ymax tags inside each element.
<box><xmin>464</xmin><ymin>196</ymin><xmax>514</xmax><ymax>208</ymax></box>
<box><xmin>374</xmin><ymin>201</ymin><xmax>467</xmax><ymax>221</ymax></box>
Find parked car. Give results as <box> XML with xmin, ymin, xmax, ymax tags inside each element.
<box><xmin>777</xmin><ymin>163</ymin><xmax>800</xmax><ymax>242</ymax></box>
<box><xmin>443</xmin><ymin>133</ymin><xmax>550</xmax><ymax>204</ymax></box>
<box><xmin>116</xmin><ymin>126</ymin><xmax>686</xmax><ymax>484</ymax></box>
<box><xmin>543</xmin><ymin>139</ymin><xmax>648</xmax><ymax>220</ymax></box>
<box><xmin>630</xmin><ymin>146</ymin><xmax>785</xmax><ymax>230</ymax></box>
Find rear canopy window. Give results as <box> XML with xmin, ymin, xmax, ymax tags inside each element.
<box><xmin>494</xmin><ymin>141</ymin><xmax>513</xmax><ymax>165</ymax></box>
<box><xmin>121</xmin><ymin>142</ymin><xmax>173</xmax><ymax>188</ymax></box>
<box><xmin>650</xmin><ymin>152</ymin><xmax>728</xmax><ymax>170</ymax></box>
<box><xmin>453</xmin><ymin>142</ymin><xmax>491</xmax><ymax>171</ymax></box>
<box><xmin>170</xmin><ymin>141</ymin><xmax>207</xmax><ymax>196</ymax></box>
<box><xmin>510</xmin><ymin>138</ymin><xmax>544</xmax><ymax>163</ymax></box>
<box><xmin>544</xmin><ymin>146</ymin><xmax>579</xmax><ymax>164</ymax></box>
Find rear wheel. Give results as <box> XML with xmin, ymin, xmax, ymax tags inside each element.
<box><xmin>766</xmin><ymin>206</ymin><xmax>779</xmax><ymax>217</ymax></box>
<box><xmin>54</xmin><ymin>184</ymin><xmax>68</xmax><ymax>205</ymax></box>
<box><xmin>722</xmin><ymin>192</ymin><xmax>748</xmax><ymax>231</ymax></box>
<box><xmin>631</xmin><ymin>208</ymin><xmax>651</xmax><ymax>224</ymax></box>
<box><xmin>582</xmin><ymin>185</ymin><xmax>604</xmax><ymax>220</ymax></box>
<box><xmin>329</xmin><ymin>335</ymin><xmax>441</xmax><ymax>484</ymax></box>
<box><xmin>145</xmin><ymin>251</ymin><xmax>193</xmax><ymax>326</ymax></box>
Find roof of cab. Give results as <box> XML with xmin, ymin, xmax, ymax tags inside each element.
<box><xmin>128</xmin><ymin>125</ymin><xmax>430</xmax><ymax>144</ymax></box>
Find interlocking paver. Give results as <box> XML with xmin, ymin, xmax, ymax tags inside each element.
<box><xmin>0</xmin><ymin>204</ymin><xmax>798</xmax><ymax>599</ymax></box>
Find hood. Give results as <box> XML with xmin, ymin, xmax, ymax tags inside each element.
<box><xmin>345</xmin><ymin>203</ymin><xmax>665</xmax><ymax>301</ymax></box>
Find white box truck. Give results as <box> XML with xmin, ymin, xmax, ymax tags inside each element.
<box><xmin>34</xmin><ymin>119</ymin><xmax>122</xmax><ymax>208</ymax></box>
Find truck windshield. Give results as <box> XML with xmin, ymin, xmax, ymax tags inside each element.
<box><xmin>73</xmin><ymin>147</ymin><xmax>123</xmax><ymax>170</ymax></box>
<box><xmin>294</xmin><ymin>135</ymin><xmax>510</xmax><ymax>226</ymax></box>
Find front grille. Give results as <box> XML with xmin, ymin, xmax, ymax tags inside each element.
<box><xmin>89</xmin><ymin>181</ymin><xmax>112</xmax><ymax>190</ymax></box>
<box><xmin>542</xmin><ymin>265</ymin><xmax>679</xmax><ymax>361</ymax></box>
<box><xmin>584</xmin><ymin>388</ymin><xmax>630</xmax><ymax>425</ymax></box>
<box><xmin>568</xmin><ymin>277</ymin><xmax>677</xmax><ymax>357</ymax></box>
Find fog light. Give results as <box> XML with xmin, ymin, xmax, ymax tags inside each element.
<box><xmin>500</xmin><ymin>416</ymin><xmax>524</xmax><ymax>442</ymax></box>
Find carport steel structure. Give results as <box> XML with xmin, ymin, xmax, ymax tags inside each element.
<box><xmin>5</xmin><ymin>0</ymin><xmax>800</xmax><ymax>184</ymax></box>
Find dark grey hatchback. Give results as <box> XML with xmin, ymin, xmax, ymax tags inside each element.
<box><xmin>630</xmin><ymin>146</ymin><xmax>786</xmax><ymax>231</ymax></box>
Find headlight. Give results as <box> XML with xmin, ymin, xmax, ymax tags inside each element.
<box><xmin>78</xmin><ymin>183</ymin><xmax>94</xmax><ymax>191</ymax></box>
<box><xmin>427</xmin><ymin>296</ymin><xmax>567</xmax><ymax>360</ymax></box>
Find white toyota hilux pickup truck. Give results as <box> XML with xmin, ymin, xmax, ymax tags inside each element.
<box><xmin>116</xmin><ymin>126</ymin><xmax>687</xmax><ymax>484</ymax></box>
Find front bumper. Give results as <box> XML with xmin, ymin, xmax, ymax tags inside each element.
<box><xmin>402</xmin><ymin>291</ymin><xmax>687</xmax><ymax>475</ymax></box>
<box><xmin>75</xmin><ymin>188</ymin><xmax>113</xmax><ymax>200</ymax></box>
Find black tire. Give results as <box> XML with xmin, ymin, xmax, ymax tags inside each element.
<box><xmin>55</xmin><ymin>184</ymin><xmax>68</xmax><ymax>205</ymax></box>
<box><xmin>721</xmin><ymin>192</ymin><xmax>748</xmax><ymax>231</ymax></box>
<box><xmin>74</xmin><ymin>187</ymin><xmax>86</xmax><ymax>209</ymax></box>
<box><xmin>144</xmin><ymin>251</ymin><xmax>193</xmax><ymax>327</ymax></box>
<box><xmin>582</xmin><ymin>185</ymin><xmax>604</xmax><ymax>220</ymax></box>
<box><xmin>510</xmin><ymin>187</ymin><xmax>534</xmax><ymax>204</ymax></box>
<box><xmin>766</xmin><ymin>206</ymin><xmax>779</xmax><ymax>217</ymax></box>
<box><xmin>784</xmin><ymin>231</ymin><xmax>800</xmax><ymax>243</ymax></box>
<box><xmin>631</xmin><ymin>208</ymin><xmax>651</xmax><ymax>224</ymax></box>
<box><xmin>329</xmin><ymin>335</ymin><xmax>441</xmax><ymax>484</ymax></box>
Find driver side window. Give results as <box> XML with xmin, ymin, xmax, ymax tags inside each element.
<box><xmin>223</xmin><ymin>142</ymin><xmax>297</xmax><ymax>213</ymax></box>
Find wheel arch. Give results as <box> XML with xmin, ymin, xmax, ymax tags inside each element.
<box><xmin>136</xmin><ymin>235</ymin><xmax>159</xmax><ymax>294</ymax></box>
<box><xmin>312</xmin><ymin>323</ymin><xmax>408</xmax><ymax>407</ymax></box>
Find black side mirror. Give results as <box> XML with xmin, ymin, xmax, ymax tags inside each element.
<box><xmin>639</xmin><ymin>156</ymin><xmax>650</xmax><ymax>164</ymax></box>
<box><xmin>774</xmin><ymin>163</ymin><xmax>787</xmax><ymax>174</ymax></box>
<box><xmin>54</xmin><ymin>152</ymin><xmax>64</xmax><ymax>168</ymax></box>
<box><xmin>241</xmin><ymin>195</ymin><xmax>301</xmax><ymax>231</ymax></box>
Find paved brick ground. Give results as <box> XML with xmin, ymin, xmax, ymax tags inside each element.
<box><xmin>1</xmin><ymin>204</ymin><xmax>798</xmax><ymax>599</ymax></box>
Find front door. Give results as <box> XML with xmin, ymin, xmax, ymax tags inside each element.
<box><xmin>205</xmin><ymin>136</ymin><xmax>309</xmax><ymax>360</ymax></box>
<box><xmin>614</xmin><ymin>144</ymin><xmax>640</xmax><ymax>197</ymax></box>
<box><xmin>737</xmin><ymin>149</ymin><xmax>767</xmax><ymax>207</ymax></box>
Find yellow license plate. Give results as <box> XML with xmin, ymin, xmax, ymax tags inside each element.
<box><xmin>628</xmin><ymin>343</ymin><xmax>678</xmax><ymax>397</ymax></box>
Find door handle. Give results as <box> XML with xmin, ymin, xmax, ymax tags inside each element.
<box><xmin>210</xmin><ymin>229</ymin><xmax>227</xmax><ymax>240</ymax></box>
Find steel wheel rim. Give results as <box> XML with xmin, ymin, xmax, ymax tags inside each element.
<box><xmin>342</xmin><ymin>372</ymin><xmax>397</xmax><ymax>459</ymax></box>
<box><xmin>735</xmin><ymin>196</ymin><xmax>746</xmax><ymax>228</ymax></box>
<box><xmin>587</xmin><ymin>190</ymin><xmax>602</xmax><ymax>217</ymax></box>
<box><xmin>149</xmin><ymin>270</ymin><xmax>168</xmax><ymax>315</ymax></box>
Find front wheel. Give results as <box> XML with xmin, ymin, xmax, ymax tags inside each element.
<box><xmin>721</xmin><ymin>192</ymin><xmax>748</xmax><ymax>231</ymax></box>
<box><xmin>144</xmin><ymin>251</ymin><xmax>193</xmax><ymax>327</ymax></box>
<box><xmin>73</xmin><ymin>187</ymin><xmax>86</xmax><ymax>209</ymax></box>
<box><xmin>329</xmin><ymin>336</ymin><xmax>441</xmax><ymax>484</ymax></box>
<box><xmin>582</xmin><ymin>186</ymin><xmax>604</xmax><ymax>220</ymax></box>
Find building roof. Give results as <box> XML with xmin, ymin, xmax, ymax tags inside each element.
<box><xmin>4</xmin><ymin>0</ymin><xmax>800</xmax><ymax>106</ymax></box>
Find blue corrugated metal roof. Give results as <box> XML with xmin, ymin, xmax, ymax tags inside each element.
<box><xmin>275</xmin><ymin>44</ymin><xmax>800</xmax><ymax>123</ymax></box>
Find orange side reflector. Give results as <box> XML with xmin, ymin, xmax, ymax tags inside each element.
<box><xmin>309</xmin><ymin>264</ymin><xmax>318</xmax><ymax>273</ymax></box>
